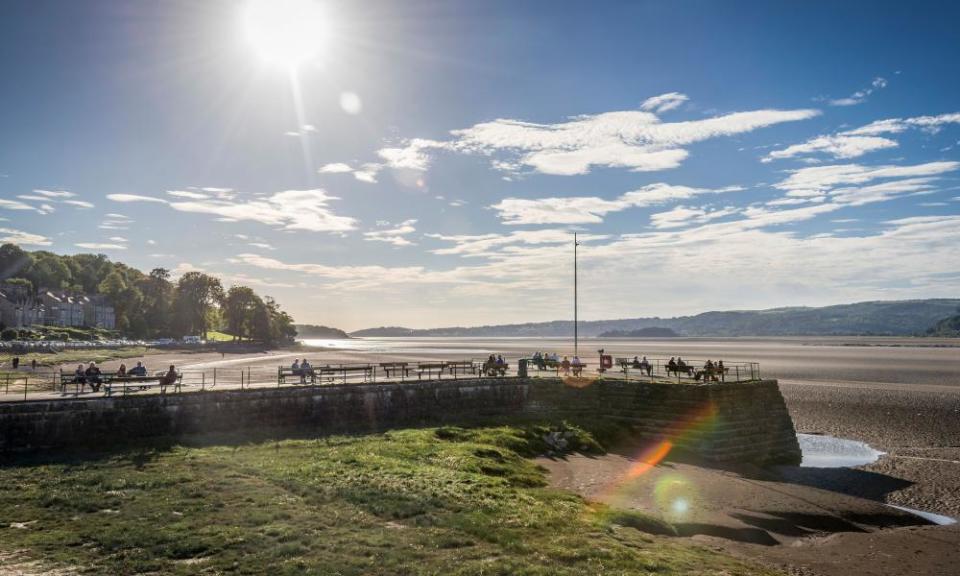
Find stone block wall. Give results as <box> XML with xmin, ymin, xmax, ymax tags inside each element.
<box><xmin>0</xmin><ymin>378</ymin><xmax>800</xmax><ymax>464</ymax></box>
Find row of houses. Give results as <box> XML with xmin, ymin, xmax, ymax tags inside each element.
<box><xmin>0</xmin><ymin>282</ymin><xmax>116</xmax><ymax>330</ymax></box>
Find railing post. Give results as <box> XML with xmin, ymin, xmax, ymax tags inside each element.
<box><xmin>23</xmin><ymin>376</ymin><xmax>28</xmax><ymax>401</ymax></box>
<box><xmin>240</xmin><ymin>369</ymin><xmax>244</xmax><ymax>390</ymax></box>
<box><xmin>201</xmin><ymin>372</ymin><xmax>205</xmax><ymax>391</ymax></box>
<box><xmin>736</xmin><ymin>366</ymin><xmax>740</xmax><ymax>382</ymax></box>
<box><xmin>213</xmin><ymin>368</ymin><xmax>217</xmax><ymax>387</ymax></box>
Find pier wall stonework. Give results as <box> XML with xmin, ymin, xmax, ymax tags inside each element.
<box><xmin>0</xmin><ymin>378</ymin><xmax>800</xmax><ymax>464</ymax></box>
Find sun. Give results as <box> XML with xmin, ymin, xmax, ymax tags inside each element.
<box><xmin>243</xmin><ymin>0</ymin><xmax>329</xmax><ymax>67</ymax></box>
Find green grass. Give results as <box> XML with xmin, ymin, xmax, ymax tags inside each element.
<box><xmin>1</xmin><ymin>346</ymin><xmax>154</xmax><ymax>370</ymax></box>
<box><xmin>205</xmin><ymin>330</ymin><xmax>236</xmax><ymax>342</ymax></box>
<box><xmin>0</xmin><ymin>425</ymin><xmax>781</xmax><ymax>575</ymax></box>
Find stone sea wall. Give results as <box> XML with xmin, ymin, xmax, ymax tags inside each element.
<box><xmin>0</xmin><ymin>378</ymin><xmax>800</xmax><ymax>464</ymax></box>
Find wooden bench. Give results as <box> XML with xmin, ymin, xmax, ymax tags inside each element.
<box><xmin>665</xmin><ymin>364</ymin><xmax>694</xmax><ymax>378</ymax></box>
<box><xmin>416</xmin><ymin>362</ymin><xmax>447</xmax><ymax>380</ymax></box>
<box><xmin>615</xmin><ymin>358</ymin><xmax>653</xmax><ymax>376</ymax></box>
<box><xmin>104</xmin><ymin>373</ymin><xmax>182</xmax><ymax>397</ymax></box>
<box><xmin>278</xmin><ymin>366</ymin><xmax>317</xmax><ymax>384</ymax></box>
<box><xmin>481</xmin><ymin>362</ymin><xmax>509</xmax><ymax>377</ymax></box>
<box><xmin>59</xmin><ymin>370</ymin><xmax>116</xmax><ymax>393</ymax></box>
<box><xmin>379</xmin><ymin>362</ymin><xmax>411</xmax><ymax>379</ymax></box>
<box><xmin>694</xmin><ymin>366</ymin><xmax>729</xmax><ymax>382</ymax></box>
<box><xmin>446</xmin><ymin>361</ymin><xmax>478</xmax><ymax>378</ymax></box>
<box><xmin>317</xmin><ymin>364</ymin><xmax>374</xmax><ymax>384</ymax></box>
<box><xmin>529</xmin><ymin>358</ymin><xmax>560</xmax><ymax>374</ymax></box>
<box><xmin>59</xmin><ymin>371</ymin><xmax>182</xmax><ymax>395</ymax></box>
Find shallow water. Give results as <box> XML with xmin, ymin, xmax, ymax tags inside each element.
<box><xmin>797</xmin><ymin>433</ymin><xmax>885</xmax><ymax>468</ymax></box>
<box><xmin>796</xmin><ymin>434</ymin><xmax>958</xmax><ymax>525</ymax></box>
<box><xmin>887</xmin><ymin>504</ymin><xmax>958</xmax><ymax>526</ymax></box>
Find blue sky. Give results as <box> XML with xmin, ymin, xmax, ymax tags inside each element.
<box><xmin>1</xmin><ymin>0</ymin><xmax>959</xmax><ymax>330</ymax></box>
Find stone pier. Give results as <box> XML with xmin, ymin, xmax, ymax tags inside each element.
<box><xmin>0</xmin><ymin>377</ymin><xmax>800</xmax><ymax>464</ymax></box>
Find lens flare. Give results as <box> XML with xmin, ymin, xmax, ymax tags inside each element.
<box><xmin>654</xmin><ymin>474</ymin><xmax>697</xmax><ymax>520</ymax></box>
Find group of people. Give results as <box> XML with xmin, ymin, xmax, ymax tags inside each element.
<box><xmin>531</xmin><ymin>351</ymin><xmax>559</xmax><ymax>366</ymax></box>
<box><xmin>289</xmin><ymin>359</ymin><xmax>316</xmax><ymax>383</ymax></box>
<box><xmin>629</xmin><ymin>356</ymin><xmax>653</xmax><ymax>376</ymax></box>
<box><xmin>70</xmin><ymin>361</ymin><xmax>178</xmax><ymax>393</ymax></box>
<box><xmin>6</xmin><ymin>357</ymin><xmax>38</xmax><ymax>371</ymax></box>
<box><xmin>530</xmin><ymin>352</ymin><xmax>584</xmax><ymax>376</ymax></box>
<box><xmin>665</xmin><ymin>357</ymin><xmax>726</xmax><ymax>380</ymax></box>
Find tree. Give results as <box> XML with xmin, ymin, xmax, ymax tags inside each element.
<box><xmin>98</xmin><ymin>271</ymin><xmax>143</xmax><ymax>334</ymax></box>
<box><xmin>139</xmin><ymin>268</ymin><xmax>174</xmax><ymax>336</ymax></box>
<box><xmin>257</xmin><ymin>296</ymin><xmax>296</xmax><ymax>345</ymax></box>
<box><xmin>24</xmin><ymin>252</ymin><xmax>71</xmax><ymax>291</ymax></box>
<box><xmin>174</xmin><ymin>272</ymin><xmax>224</xmax><ymax>338</ymax></box>
<box><xmin>0</xmin><ymin>244</ymin><xmax>33</xmax><ymax>283</ymax></box>
<box><xmin>223</xmin><ymin>286</ymin><xmax>262</xmax><ymax>341</ymax></box>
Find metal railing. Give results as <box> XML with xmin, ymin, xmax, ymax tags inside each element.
<box><xmin>604</xmin><ymin>357</ymin><xmax>760</xmax><ymax>383</ymax></box>
<box><xmin>0</xmin><ymin>355</ymin><xmax>762</xmax><ymax>403</ymax></box>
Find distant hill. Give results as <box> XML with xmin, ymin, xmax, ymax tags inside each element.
<box><xmin>599</xmin><ymin>327</ymin><xmax>679</xmax><ymax>338</ymax></box>
<box><xmin>926</xmin><ymin>312</ymin><xmax>960</xmax><ymax>337</ymax></box>
<box><xmin>294</xmin><ymin>324</ymin><xmax>350</xmax><ymax>339</ymax></box>
<box><xmin>351</xmin><ymin>299</ymin><xmax>960</xmax><ymax>338</ymax></box>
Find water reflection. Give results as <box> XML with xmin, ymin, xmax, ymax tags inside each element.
<box><xmin>797</xmin><ymin>433</ymin><xmax>885</xmax><ymax>468</ymax></box>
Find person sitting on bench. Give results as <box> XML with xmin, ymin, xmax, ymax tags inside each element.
<box><xmin>72</xmin><ymin>364</ymin><xmax>86</xmax><ymax>387</ymax></box>
<box><xmin>117</xmin><ymin>363</ymin><xmax>127</xmax><ymax>377</ymax></box>
<box><xmin>571</xmin><ymin>355</ymin><xmax>583</xmax><ymax>376</ymax></box>
<box><xmin>291</xmin><ymin>359</ymin><xmax>301</xmax><ymax>380</ymax></box>
<box><xmin>561</xmin><ymin>356</ymin><xmax>571</xmax><ymax>375</ymax></box>
<box><xmin>299</xmin><ymin>359</ymin><xmax>313</xmax><ymax>383</ymax></box>
<box><xmin>667</xmin><ymin>357</ymin><xmax>677</xmax><ymax>371</ymax></box>
<box><xmin>677</xmin><ymin>357</ymin><xmax>688</xmax><ymax>370</ymax></box>
<box><xmin>631</xmin><ymin>356</ymin><xmax>642</xmax><ymax>368</ymax></box>
<box><xmin>129</xmin><ymin>361</ymin><xmax>147</xmax><ymax>377</ymax></box>
<box><xmin>639</xmin><ymin>356</ymin><xmax>652</xmax><ymax>376</ymax></box>
<box><xmin>496</xmin><ymin>354</ymin><xmax>505</xmax><ymax>366</ymax></box>
<box><xmin>159</xmin><ymin>365</ymin><xmax>178</xmax><ymax>388</ymax></box>
<box><xmin>85</xmin><ymin>362</ymin><xmax>103</xmax><ymax>392</ymax></box>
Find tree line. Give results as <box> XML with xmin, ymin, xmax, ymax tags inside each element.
<box><xmin>0</xmin><ymin>243</ymin><xmax>296</xmax><ymax>344</ymax></box>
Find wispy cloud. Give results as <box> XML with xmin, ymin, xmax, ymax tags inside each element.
<box><xmin>827</xmin><ymin>76</ymin><xmax>888</xmax><ymax>106</ymax></box>
<box><xmin>650</xmin><ymin>205</ymin><xmax>740</xmax><ymax>229</ymax></box>
<box><xmin>764</xmin><ymin>134</ymin><xmax>898</xmax><ymax>162</ymax></box>
<box><xmin>0</xmin><ymin>227</ymin><xmax>50</xmax><ymax>246</ymax></box>
<box><xmin>765</xmin><ymin>111</ymin><xmax>960</xmax><ymax>162</ymax></box>
<box><xmin>375</xmin><ymin>103</ymin><xmax>819</xmax><ymax>176</ymax></box>
<box><xmin>108</xmin><ymin>189</ymin><xmax>357</xmax><ymax>232</ymax></box>
<box><xmin>318</xmin><ymin>162</ymin><xmax>382</xmax><ymax>183</ymax></box>
<box><xmin>63</xmin><ymin>200</ymin><xmax>95</xmax><ymax>209</ymax></box>
<box><xmin>33</xmin><ymin>189</ymin><xmax>76</xmax><ymax>198</ymax></box>
<box><xmin>843</xmin><ymin>112</ymin><xmax>960</xmax><ymax>136</ymax></box>
<box><xmin>0</xmin><ymin>198</ymin><xmax>38</xmax><ymax>211</ymax></box>
<box><xmin>364</xmin><ymin>219</ymin><xmax>418</xmax><ymax>246</ymax></box>
<box><xmin>75</xmin><ymin>242</ymin><xmax>126</xmax><ymax>251</ymax></box>
<box><xmin>640</xmin><ymin>92</ymin><xmax>689</xmax><ymax>113</ymax></box>
<box><xmin>491</xmin><ymin>183</ymin><xmax>743</xmax><ymax>225</ymax></box>
<box><xmin>107</xmin><ymin>193</ymin><xmax>168</xmax><ymax>203</ymax></box>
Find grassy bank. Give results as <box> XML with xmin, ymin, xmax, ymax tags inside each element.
<box><xmin>0</xmin><ymin>346</ymin><xmax>154</xmax><ymax>370</ymax></box>
<box><xmin>0</xmin><ymin>425</ymin><xmax>779</xmax><ymax>575</ymax></box>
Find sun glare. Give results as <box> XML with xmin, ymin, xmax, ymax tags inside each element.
<box><xmin>243</xmin><ymin>0</ymin><xmax>328</xmax><ymax>66</ymax></box>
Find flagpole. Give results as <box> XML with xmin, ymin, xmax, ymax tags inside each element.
<box><xmin>574</xmin><ymin>233</ymin><xmax>579</xmax><ymax>357</ymax></box>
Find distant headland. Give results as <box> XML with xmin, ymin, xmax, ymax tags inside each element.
<box><xmin>350</xmin><ymin>299</ymin><xmax>960</xmax><ymax>338</ymax></box>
